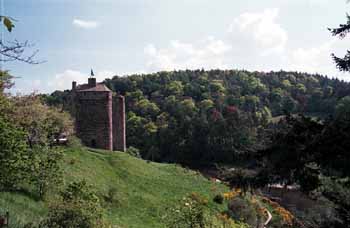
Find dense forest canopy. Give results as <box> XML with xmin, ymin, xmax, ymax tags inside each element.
<box><xmin>44</xmin><ymin>69</ymin><xmax>350</xmax><ymax>165</ymax></box>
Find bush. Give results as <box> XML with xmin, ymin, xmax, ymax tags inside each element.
<box><xmin>104</xmin><ymin>187</ymin><xmax>118</xmax><ymax>204</ymax></box>
<box><xmin>213</xmin><ymin>194</ymin><xmax>224</xmax><ymax>204</ymax></box>
<box><xmin>164</xmin><ymin>192</ymin><xmax>210</xmax><ymax>228</ymax></box>
<box><xmin>0</xmin><ymin>117</ymin><xmax>29</xmax><ymax>190</ymax></box>
<box><xmin>40</xmin><ymin>180</ymin><xmax>108</xmax><ymax>228</ymax></box>
<box><xmin>126</xmin><ymin>146</ymin><xmax>141</xmax><ymax>158</ymax></box>
<box><xmin>29</xmin><ymin>146</ymin><xmax>63</xmax><ymax>199</ymax></box>
<box><xmin>67</xmin><ymin>136</ymin><xmax>82</xmax><ymax>149</ymax></box>
<box><xmin>227</xmin><ymin>197</ymin><xmax>258</xmax><ymax>227</ymax></box>
<box><xmin>10</xmin><ymin>94</ymin><xmax>74</xmax><ymax>147</ymax></box>
<box><xmin>223</xmin><ymin>169</ymin><xmax>258</xmax><ymax>195</ymax></box>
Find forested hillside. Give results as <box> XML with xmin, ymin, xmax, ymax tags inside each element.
<box><xmin>45</xmin><ymin>70</ymin><xmax>350</xmax><ymax>165</ymax></box>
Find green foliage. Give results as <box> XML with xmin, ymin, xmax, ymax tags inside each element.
<box><xmin>297</xmin><ymin>163</ymin><xmax>321</xmax><ymax>193</ymax></box>
<box><xmin>104</xmin><ymin>187</ymin><xmax>118</xmax><ymax>204</ymax></box>
<box><xmin>0</xmin><ymin>16</ymin><xmax>15</xmax><ymax>32</ymax></box>
<box><xmin>164</xmin><ymin>192</ymin><xmax>211</xmax><ymax>228</ymax></box>
<box><xmin>29</xmin><ymin>146</ymin><xmax>63</xmax><ymax>199</ymax></box>
<box><xmin>0</xmin><ymin>117</ymin><xmax>29</xmax><ymax>190</ymax></box>
<box><xmin>260</xmin><ymin>114</ymin><xmax>324</xmax><ymax>188</ymax></box>
<box><xmin>335</xmin><ymin>96</ymin><xmax>350</xmax><ymax>119</ymax></box>
<box><xmin>260</xmin><ymin>113</ymin><xmax>350</xmax><ymax>227</ymax></box>
<box><xmin>49</xmin><ymin>70</ymin><xmax>350</xmax><ymax>166</ymax></box>
<box><xmin>0</xmin><ymin>71</ymin><xmax>14</xmax><ymax>119</ymax></box>
<box><xmin>210</xmin><ymin>81</ymin><xmax>226</xmax><ymax>94</ymax></box>
<box><xmin>135</xmin><ymin>98</ymin><xmax>160</xmax><ymax>117</ymax></box>
<box><xmin>0</xmin><ymin>16</ymin><xmax>40</xmax><ymax>64</ymax></box>
<box><xmin>10</xmin><ymin>94</ymin><xmax>74</xmax><ymax>147</ymax></box>
<box><xmin>165</xmin><ymin>81</ymin><xmax>184</xmax><ymax>96</ymax></box>
<box><xmin>320</xmin><ymin>178</ymin><xmax>350</xmax><ymax>228</ymax></box>
<box><xmin>329</xmin><ymin>14</ymin><xmax>350</xmax><ymax>71</ymax></box>
<box><xmin>0</xmin><ymin>70</ymin><xmax>14</xmax><ymax>92</ymax></box>
<box><xmin>40</xmin><ymin>180</ymin><xmax>106</xmax><ymax>228</ymax></box>
<box><xmin>66</xmin><ymin>136</ymin><xmax>82</xmax><ymax>149</ymax></box>
<box><xmin>126</xmin><ymin>146</ymin><xmax>141</xmax><ymax>158</ymax></box>
<box><xmin>221</xmin><ymin>169</ymin><xmax>259</xmax><ymax>195</ymax></box>
<box><xmin>1</xmin><ymin>146</ymin><xmax>229</xmax><ymax>227</ymax></box>
<box><xmin>199</xmin><ymin>99</ymin><xmax>214</xmax><ymax>111</ymax></box>
<box><xmin>213</xmin><ymin>194</ymin><xmax>224</xmax><ymax>204</ymax></box>
<box><xmin>227</xmin><ymin>197</ymin><xmax>258</xmax><ymax>227</ymax></box>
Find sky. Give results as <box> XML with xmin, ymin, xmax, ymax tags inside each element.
<box><xmin>1</xmin><ymin>0</ymin><xmax>350</xmax><ymax>93</ymax></box>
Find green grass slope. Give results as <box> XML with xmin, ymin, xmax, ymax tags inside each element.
<box><xmin>0</xmin><ymin>145</ymin><xmax>228</xmax><ymax>227</ymax></box>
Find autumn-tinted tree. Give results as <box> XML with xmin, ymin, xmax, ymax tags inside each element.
<box><xmin>47</xmin><ymin>69</ymin><xmax>350</xmax><ymax>166</ymax></box>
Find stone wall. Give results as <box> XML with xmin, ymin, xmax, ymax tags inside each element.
<box><xmin>75</xmin><ymin>91</ymin><xmax>113</xmax><ymax>150</ymax></box>
<box><xmin>113</xmin><ymin>95</ymin><xmax>126</xmax><ymax>152</ymax></box>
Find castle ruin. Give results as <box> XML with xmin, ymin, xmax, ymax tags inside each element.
<box><xmin>72</xmin><ymin>77</ymin><xmax>126</xmax><ymax>151</ymax></box>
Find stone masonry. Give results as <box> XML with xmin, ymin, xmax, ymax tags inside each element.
<box><xmin>72</xmin><ymin>77</ymin><xmax>126</xmax><ymax>151</ymax></box>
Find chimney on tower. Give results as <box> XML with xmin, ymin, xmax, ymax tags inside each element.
<box><xmin>88</xmin><ymin>78</ymin><xmax>96</xmax><ymax>87</ymax></box>
<box><xmin>72</xmin><ymin>81</ymin><xmax>77</xmax><ymax>90</ymax></box>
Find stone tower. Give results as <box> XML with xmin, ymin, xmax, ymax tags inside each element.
<box><xmin>72</xmin><ymin>77</ymin><xmax>126</xmax><ymax>151</ymax></box>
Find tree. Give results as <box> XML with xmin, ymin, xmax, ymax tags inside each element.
<box><xmin>29</xmin><ymin>146</ymin><xmax>63</xmax><ymax>199</ymax></box>
<box><xmin>335</xmin><ymin>96</ymin><xmax>350</xmax><ymax>119</ymax></box>
<box><xmin>164</xmin><ymin>81</ymin><xmax>184</xmax><ymax>96</ymax></box>
<box><xmin>0</xmin><ymin>15</ymin><xmax>41</xmax><ymax>64</ymax></box>
<box><xmin>50</xmin><ymin>69</ymin><xmax>350</xmax><ymax>166</ymax></box>
<box><xmin>135</xmin><ymin>98</ymin><xmax>160</xmax><ymax>117</ymax></box>
<box><xmin>0</xmin><ymin>71</ymin><xmax>14</xmax><ymax>118</ymax></box>
<box><xmin>324</xmin><ymin>11</ymin><xmax>350</xmax><ymax>227</ymax></box>
<box><xmin>0</xmin><ymin>70</ymin><xmax>14</xmax><ymax>93</ymax></box>
<box><xmin>329</xmin><ymin>13</ymin><xmax>350</xmax><ymax>71</ymax></box>
<box><xmin>259</xmin><ymin>115</ymin><xmax>323</xmax><ymax>191</ymax></box>
<box><xmin>40</xmin><ymin>180</ymin><xmax>107</xmax><ymax>228</ymax></box>
<box><xmin>0</xmin><ymin>117</ymin><xmax>29</xmax><ymax>190</ymax></box>
<box><xmin>10</xmin><ymin>94</ymin><xmax>73</xmax><ymax>147</ymax></box>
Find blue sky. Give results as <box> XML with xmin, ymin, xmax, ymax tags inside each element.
<box><xmin>1</xmin><ymin>0</ymin><xmax>350</xmax><ymax>93</ymax></box>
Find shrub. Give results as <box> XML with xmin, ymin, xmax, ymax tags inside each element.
<box><xmin>29</xmin><ymin>146</ymin><xmax>63</xmax><ymax>199</ymax></box>
<box><xmin>40</xmin><ymin>180</ymin><xmax>108</xmax><ymax>228</ymax></box>
<box><xmin>67</xmin><ymin>136</ymin><xmax>82</xmax><ymax>149</ymax></box>
<box><xmin>104</xmin><ymin>187</ymin><xmax>118</xmax><ymax>204</ymax></box>
<box><xmin>213</xmin><ymin>194</ymin><xmax>224</xmax><ymax>204</ymax></box>
<box><xmin>164</xmin><ymin>192</ymin><xmax>211</xmax><ymax>228</ymax></box>
<box><xmin>10</xmin><ymin>94</ymin><xmax>74</xmax><ymax>147</ymax></box>
<box><xmin>227</xmin><ymin>197</ymin><xmax>258</xmax><ymax>227</ymax></box>
<box><xmin>126</xmin><ymin>146</ymin><xmax>141</xmax><ymax>158</ymax></box>
<box><xmin>0</xmin><ymin>117</ymin><xmax>29</xmax><ymax>190</ymax></box>
<box><xmin>222</xmin><ymin>169</ymin><xmax>257</xmax><ymax>195</ymax></box>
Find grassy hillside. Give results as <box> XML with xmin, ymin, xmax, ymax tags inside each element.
<box><xmin>0</xmin><ymin>145</ymin><xmax>229</xmax><ymax>227</ymax></box>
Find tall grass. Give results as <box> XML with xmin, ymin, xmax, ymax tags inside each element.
<box><xmin>0</xmin><ymin>145</ymin><xmax>228</xmax><ymax>227</ymax></box>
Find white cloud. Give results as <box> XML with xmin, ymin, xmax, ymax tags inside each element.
<box><xmin>288</xmin><ymin>39</ymin><xmax>336</xmax><ymax>73</ymax></box>
<box><xmin>144</xmin><ymin>37</ymin><xmax>231</xmax><ymax>72</ymax></box>
<box><xmin>227</xmin><ymin>8</ymin><xmax>288</xmax><ymax>56</ymax></box>
<box><xmin>307</xmin><ymin>0</ymin><xmax>331</xmax><ymax>6</ymax></box>
<box><xmin>287</xmin><ymin>38</ymin><xmax>350</xmax><ymax>80</ymax></box>
<box><xmin>143</xmin><ymin>7</ymin><xmax>350</xmax><ymax>81</ymax></box>
<box><xmin>47</xmin><ymin>69</ymin><xmax>115</xmax><ymax>91</ymax></box>
<box><xmin>72</xmin><ymin>19</ymin><xmax>99</xmax><ymax>29</ymax></box>
<box><xmin>144</xmin><ymin>8</ymin><xmax>288</xmax><ymax>72</ymax></box>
